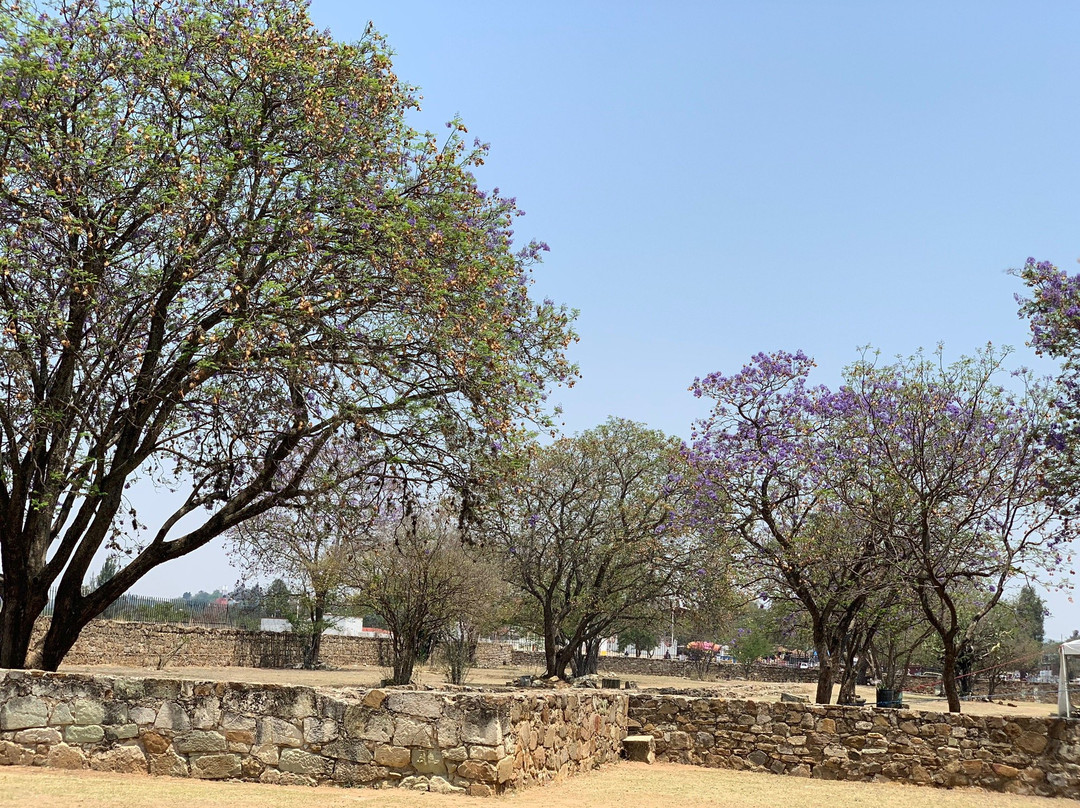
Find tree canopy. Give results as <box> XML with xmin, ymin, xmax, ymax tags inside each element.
<box><xmin>0</xmin><ymin>0</ymin><xmax>574</xmax><ymax>669</ymax></box>
<box><xmin>484</xmin><ymin>417</ymin><xmax>698</xmax><ymax>679</ymax></box>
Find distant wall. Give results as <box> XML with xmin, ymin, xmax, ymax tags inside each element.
<box><xmin>0</xmin><ymin>670</ymin><xmax>627</xmax><ymax>796</ymax></box>
<box><xmin>47</xmin><ymin>621</ymin><xmax>512</xmax><ymax>670</ymax></box>
<box><xmin>628</xmin><ymin>693</ymin><xmax>1080</xmax><ymax>799</ymax></box>
<box><xmin>510</xmin><ymin>651</ymin><xmax>820</xmax><ymax>683</ymax></box>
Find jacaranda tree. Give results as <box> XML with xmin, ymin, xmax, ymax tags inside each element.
<box><xmin>687</xmin><ymin>352</ymin><xmax>890</xmax><ymax>704</ymax></box>
<box><xmin>0</xmin><ymin>0</ymin><xmax>575</xmax><ymax>669</ymax></box>
<box><xmin>837</xmin><ymin>348</ymin><xmax>1071</xmax><ymax>712</ymax></box>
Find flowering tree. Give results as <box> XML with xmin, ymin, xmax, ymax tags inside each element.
<box><xmin>687</xmin><ymin>352</ymin><xmax>892</xmax><ymax>703</ymax></box>
<box><xmin>1017</xmin><ymin>257</ymin><xmax>1080</xmax><ymax>506</ymax></box>
<box><xmin>483</xmin><ymin>418</ymin><xmax>696</xmax><ymax>680</ymax></box>
<box><xmin>836</xmin><ymin>348</ymin><xmax>1071</xmax><ymax>712</ymax></box>
<box><xmin>0</xmin><ymin>0</ymin><xmax>574</xmax><ymax>670</ymax></box>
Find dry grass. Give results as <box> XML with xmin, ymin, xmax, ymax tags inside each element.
<box><xmin>58</xmin><ymin>662</ymin><xmax>1056</xmax><ymax>718</ymax></box>
<box><xmin>0</xmin><ymin>762</ymin><xmax>1070</xmax><ymax>808</ymax></box>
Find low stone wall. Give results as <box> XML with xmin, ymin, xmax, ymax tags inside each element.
<box><xmin>0</xmin><ymin>669</ymin><xmax>626</xmax><ymax>796</ymax></box>
<box><xmin>628</xmin><ymin>693</ymin><xmax>1080</xmax><ymax>798</ymax></box>
<box><xmin>51</xmin><ymin>621</ymin><xmax>513</xmax><ymax>670</ymax></box>
<box><xmin>510</xmin><ymin>651</ymin><xmax>819</xmax><ymax>683</ymax></box>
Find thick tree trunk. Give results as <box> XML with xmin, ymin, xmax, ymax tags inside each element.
<box><xmin>814</xmin><ymin>662</ymin><xmax>835</xmax><ymax>704</ymax></box>
<box><xmin>571</xmin><ymin>638</ymin><xmax>601</xmax><ymax>677</ymax></box>
<box><xmin>553</xmin><ymin>641</ymin><xmax>577</xmax><ymax>680</ymax></box>
<box><xmin>941</xmin><ymin>643</ymin><xmax>962</xmax><ymax>713</ymax></box>
<box><xmin>0</xmin><ymin>577</ymin><xmax>48</xmax><ymax>669</ymax></box>
<box><xmin>392</xmin><ymin>646</ymin><xmax>417</xmax><ymax>684</ymax></box>
<box><xmin>542</xmin><ymin>604</ymin><xmax>559</xmax><ymax>677</ymax></box>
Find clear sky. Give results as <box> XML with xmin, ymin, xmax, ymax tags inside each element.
<box><xmin>135</xmin><ymin>0</ymin><xmax>1079</xmax><ymax>639</ymax></box>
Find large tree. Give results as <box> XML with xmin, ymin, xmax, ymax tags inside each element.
<box><xmin>687</xmin><ymin>352</ymin><xmax>893</xmax><ymax>704</ymax></box>
<box><xmin>0</xmin><ymin>0</ymin><xmax>574</xmax><ymax>670</ymax></box>
<box><xmin>836</xmin><ymin>348</ymin><xmax>1071</xmax><ymax>711</ymax></box>
<box><xmin>484</xmin><ymin>417</ymin><xmax>696</xmax><ymax>680</ymax></box>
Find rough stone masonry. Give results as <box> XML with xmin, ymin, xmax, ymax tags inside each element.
<box><xmin>0</xmin><ymin>669</ymin><xmax>627</xmax><ymax>796</ymax></box>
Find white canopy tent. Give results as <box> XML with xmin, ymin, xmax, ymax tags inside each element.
<box><xmin>1059</xmin><ymin>639</ymin><xmax>1080</xmax><ymax>718</ymax></box>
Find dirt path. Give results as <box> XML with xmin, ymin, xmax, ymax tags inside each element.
<box><xmin>0</xmin><ymin>762</ymin><xmax>1070</xmax><ymax>808</ymax></box>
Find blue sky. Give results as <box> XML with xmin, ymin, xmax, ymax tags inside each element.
<box><xmin>138</xmin><ymin>1</ymin><xmax>1078</xmax><ymax>638</ymax></box>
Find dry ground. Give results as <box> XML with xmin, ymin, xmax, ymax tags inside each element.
<box><xmin>0</xmin><ymin>762</ymin><xmax>1071</xmax><ymax>808</ymax></box>
<box><xmin>58</xmin><ymin>662</ymin><xmax>1057</xmax><ymax>718</ymax></box>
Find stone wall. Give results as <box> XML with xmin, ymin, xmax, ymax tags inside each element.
<box><xmin>628</xmin><ymin>693</ymin><xmax>1080</xmax><ymax>798</ymax></box>
<box><xmin>52</xmin><ymin>621</ymin><xmax>513</xmax><ymax>670</ymax></box>
<box><xmin>510</xmin><ymin>651</ymin><xmax>820</xmax><ymax>683</ymax></box>
<box><xmin>0</xmin><ymin>669</ymin><xmax>626</xmax><ymax>796</ymax></box>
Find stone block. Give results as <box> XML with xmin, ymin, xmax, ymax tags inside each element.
<box><xmin>1016</xmin><ymin>731</ymin><xmax>1048</xmax><ymax>755</ymax></box>
<box><xmin>345</xmin><ymin>707</ymin><xmax>393</xmax><ymax>743</ymax></box>
<box><xmin>252</xmin><ymin>743</ymin><xmax>279</xmax><ymax>765</ymax></box>
<box><xmin>153</xmin><ymin>702</ymin><xmax>191</xmax><ymax>733</ymax></box>
<box><xmin>393</xmin><ymin>717</ymin><xmax>435</xmax><ymax>748</ymax></box>
<box><xmin>140</xmin><ymin>731</ymin><xmax>170</xmax><ymax>755</ymax></box>
<box><xmin>429</xmin><ymin>775</ymin><xmax>465</xmax><ymax>794</ymax></box>
<box><xmin>461</xmin><ymin>715</ymin><xmax>503</xmax><ymax>746</ymax></box>
<box><xmin>46</xmin><ymin>743</ymin><xmax>86</xmax><ymax>770</ymax></box>
<box><xmin>190</xmin><ymin>753</ymin><xmax>242</xmax><ymax>779</ymax></box>
<box><xmin>386</xmin><ymin>692</ymin><xmax>444</xmax><ymax>719</ymax></box>
<box><xmin>362</xmin><ymin>689</ymin><xmax>387</xmax><ymax>709</ymax></box>
<box><xmin>49</xmin><ymin>703</ymin><xmax>74</xmax><ymax>727</ymax></box>
<box><xmin>220</xmin><ymin>713</ymin><xmax>256</xmax><ymax>733</ymax></box>
<box><xmin>303</xmin><ymin>717</ymin><xmax>339</xmax><ymax>744</ymax></box>
<box><xmin>373</xmin><ymin>744</ymin><xmax>411</xmax><ymax>768</ymax></box>
<box><xmin>64</xmin><ymin>724</ymin><xmax>104</xmax><ymax>744</ymax></box>
<box><xmin>0</xmin><ymin>696</ymin><xmax>48</xmax><ymax>730</ymax></box>
<box><xmin>72</xmin><ymin>699</ymin><xmax>106</xmax><ymax>726</ymax></box>
<box><xmin>444</xmin><ymin>746</ymin><xmax>468</xmax><ymax>763</ymax></box>
<box><xmin>15</xmin><ymin>727</ymin><xmax>62</xmax><ymax>745</ymax></box>
<box><xmin>173</xmin><ymin>730</ymin><xmax>227</xmax><ymax>754</ymax></box>
<box><xmin>321</xmin><ymin>738</ymin><xmax>372</xmax><ymax>763</ymax></box>
<box><xmin>260</xmin><ymin>769</ymin><xmax>315</xmax><ymax>787</ymax></box>
<box><xmin>149</xmin><ymin>750</ymin><xmax>189</xmax><ymax>777</ymax></box>
<box><xmin>255</xmin><ymin>716</ymin><xmax>303</xmax><ymax>748</ymax></box>
<box><xmin>457</xmin><ymin>759</ymin><xmax>497</xmax><ymax>782</ymax></box>
<box><xmin>106</xmin><ymin>724</ymin><xmax>139</xmax><ymax>741</ymax></box>
<box><xmin>412</xmin><ymin>747</ymin><xmax>447</xmax><ymax>775</ymax></box>
<box><xmin>90</xmin><ymin>746</ymin><xmax>148</xmax><ymax>774</ymax></box>
<box><xmin>128</xmin><ymin>707</ymin><xmax>156</xmax><ymax>726</ymax></box>
<box><xmin>0</xmin><ymin>740</ymin><xmax>31</xmax><ymax>766</ymax></box>
<box><xmin>192</xmin><ymin>700</ymin><xmax>221</xmax><ymax>730</ymax></box>
<box><xmin>278</xmin><ymin>748</ymin><xmax>331</xmax><ymax>777</ymax></box>
<box><xmin>332</xmin><ymin>761</ymin><xmax>385</xmax><ymax>786</ymax></box>
<box><xmin>496</xmin><ymin>754</ymin><xmax>515</xmax><ymax>783</ymax></box>
<box><xmin>399</xmin><ymin>775</ymin><xmax>430</xmax><ymax>790</ymax></box>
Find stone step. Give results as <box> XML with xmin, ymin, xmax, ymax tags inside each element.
<box><xmin>622</xmin><ymin>734</ymin><xmax>655</xmax><ymax>764</ymax></box>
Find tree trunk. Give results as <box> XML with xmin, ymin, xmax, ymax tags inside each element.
<box><xmin>393</xmin><ymin>647</ymin><xmax>416</xmax><ymax>685</ymax></box>
<box><xmin>814</xmin><ymin>661</ymin><xmax>835</xmax><ymax>704</ymax></box>
<box><xmin>0</xmin><ymin>577</ymin><xmax>47</xmax><ymax>669</ymax></box>
<box><xmin>554</xmin><ymin>641</ymin><xmax>576</xmax><ymax>680</ymax></box>
<box><xmin>303</xmin><ymin>599</ymin><xmax>325</xmax><ymax>670</ymax></box>
<box><xmin>941</xmin><ymin>643</ymin><xmax>962</xmax><ymax>712</ymax></box>
<box><xmin>542</xmin><ymin>605</ymin><xmax>559</xmax><ymax>678</ymax></box>
<box><xmin>571</xmin><ymin>637</ymin><xmax>601</xmax><ymax>677</ymax></box>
